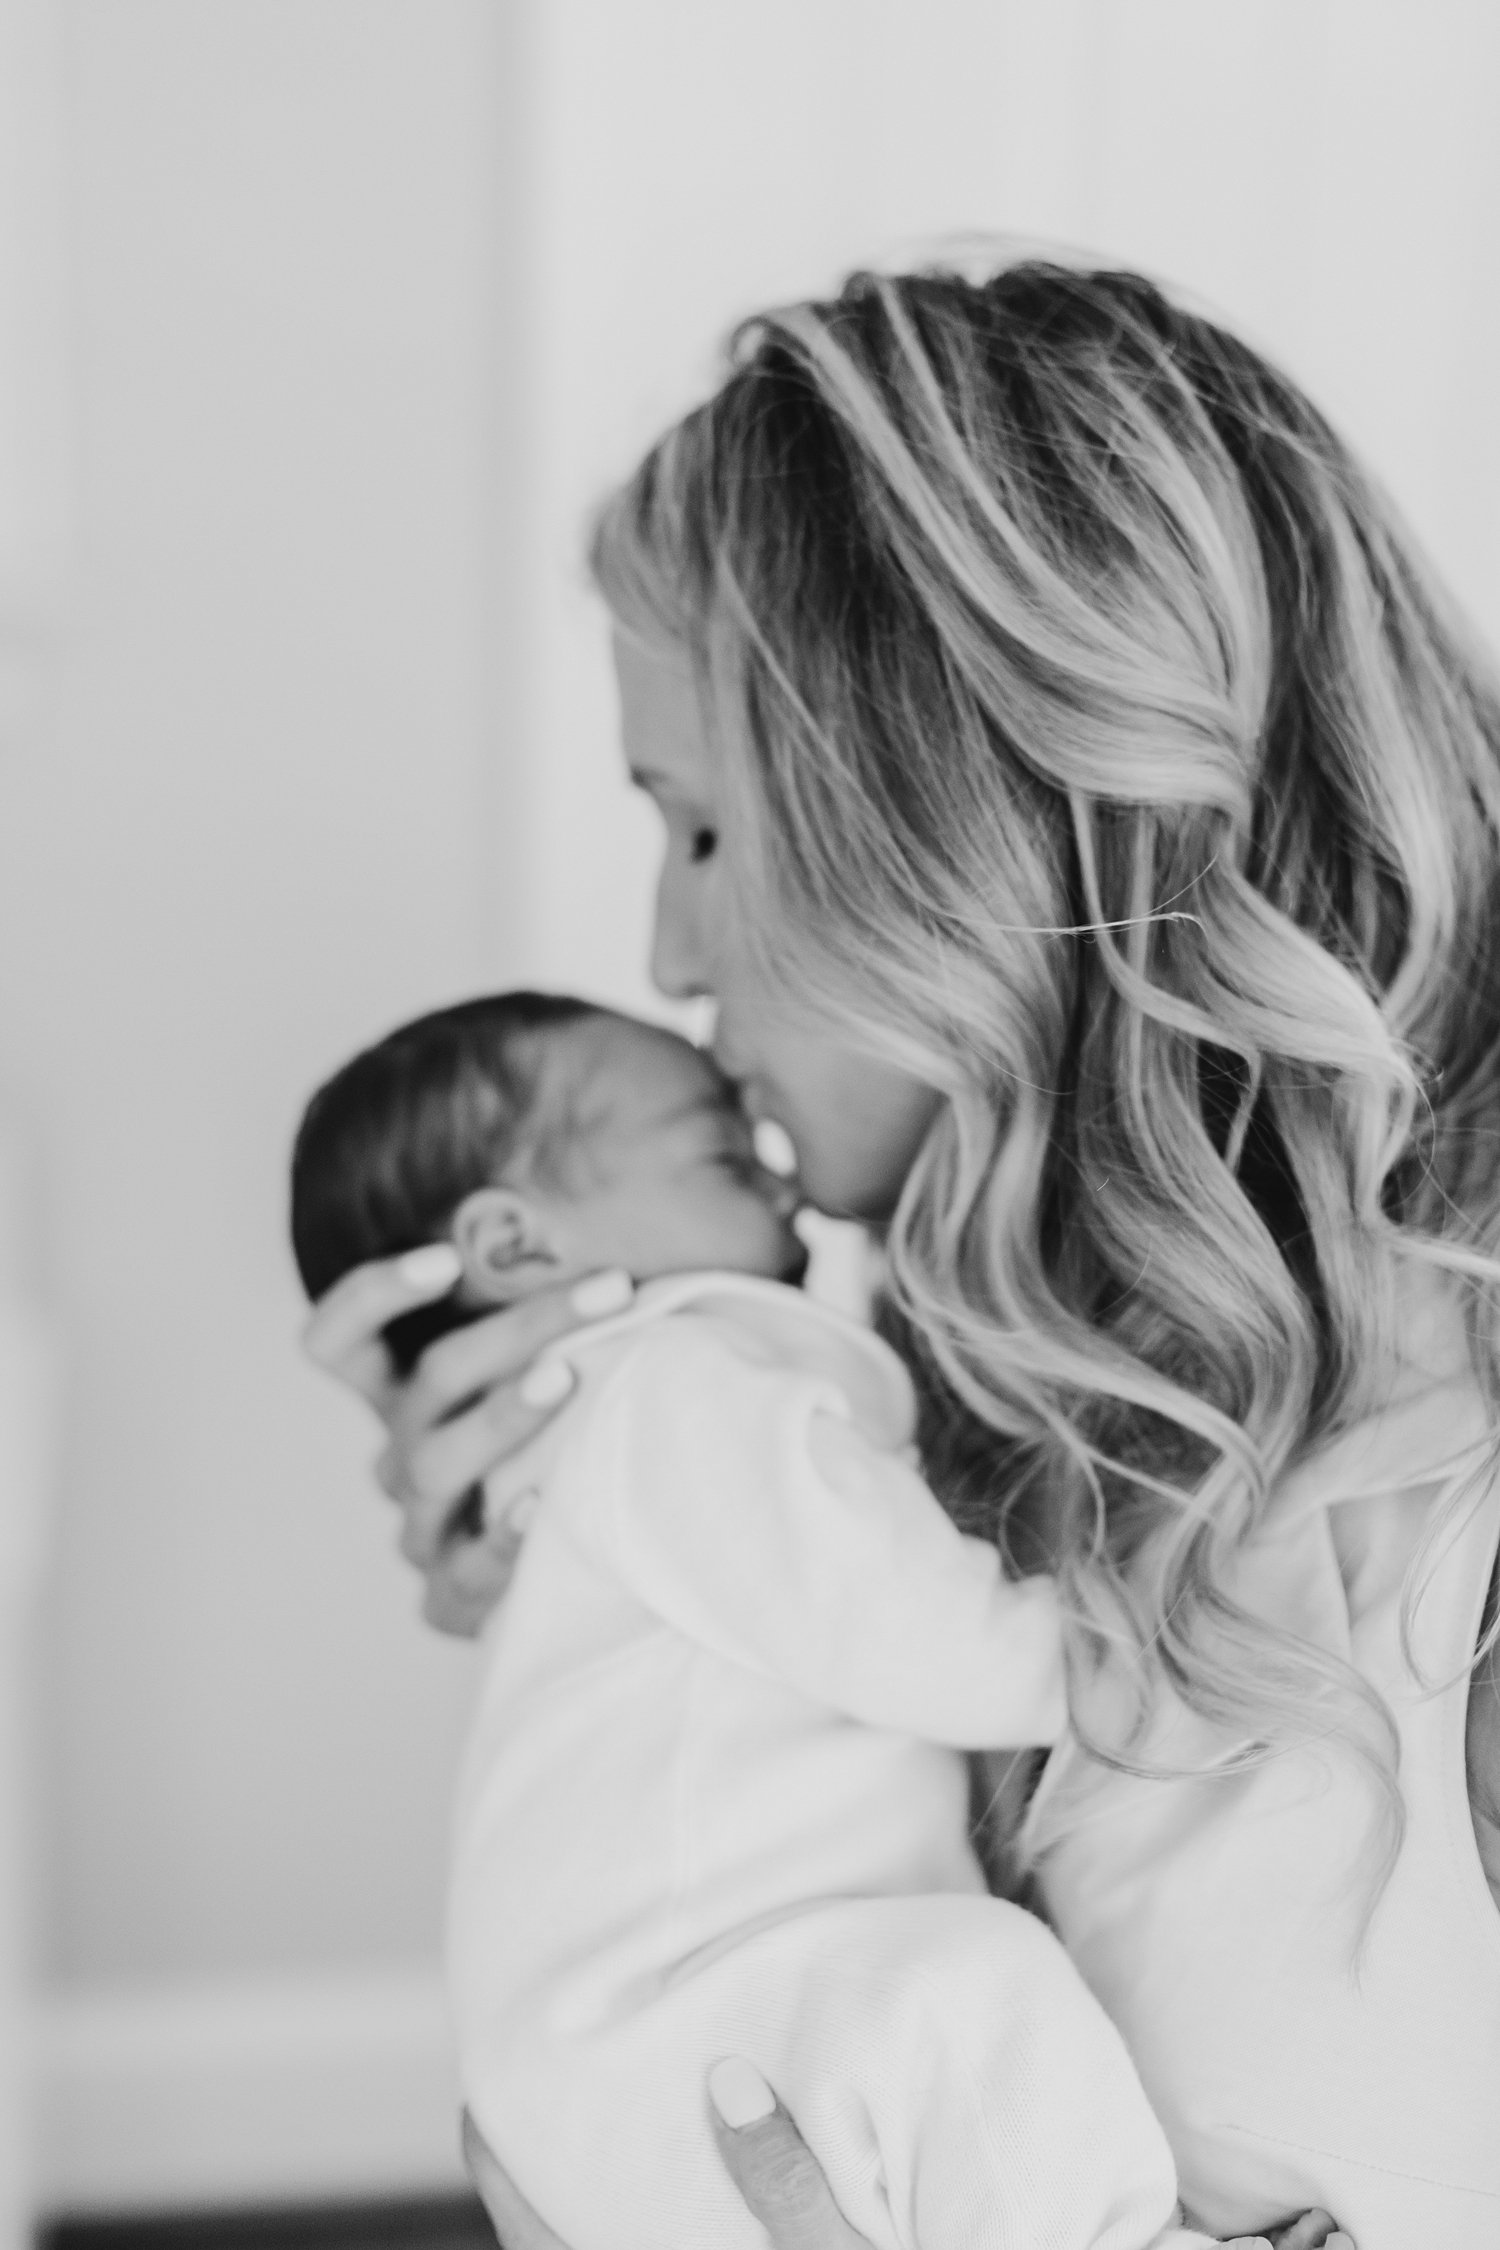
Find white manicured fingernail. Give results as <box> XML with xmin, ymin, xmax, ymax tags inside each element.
<box><xmin>397</xmin><ymin>1243</ymin><xmax>461</xmax><ymax>1290</ymax></box>
<box><xmin>752</xmin><ymin>1118</ymin><xmax>798</xmax><ymax>1178</ymax></box>
<box><xmin>707</xmin><ymin>2057</ymin><xmax>775</xmax><ymax>2128</ymax></box>
<box><xmin>520</xmin><ymin>1356</ymin><xmax>575</xmax><ymax>1409</ymax></box>
<box><xmin>570</xmin><ymin>1268</ymin><xmax>633</xmax><ymax>1318</ymax></box>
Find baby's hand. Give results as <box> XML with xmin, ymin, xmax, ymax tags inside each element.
<box><xmin>301</xmin><ymin>1247</ymin><xmax>633</xmax><ymax>1635</ymax></box>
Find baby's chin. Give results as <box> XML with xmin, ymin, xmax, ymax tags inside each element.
<box><xmin>704</xmin><ymin>1240</ymin><xmax>811</xmax><ymax>1287</ymax></box>
<box><xmin>625</xmin><ymin>1230</ymin><xmax>810</xmax><ymax>1290</ymax></box>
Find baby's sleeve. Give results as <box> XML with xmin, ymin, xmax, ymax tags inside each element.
<box><xmin>570</xmin><ymin>1319</ymin><xmax>1066</xmax><ymax>1750</ymax></box>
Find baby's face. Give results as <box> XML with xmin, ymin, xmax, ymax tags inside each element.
<box><xmin>525</xmin><ymin>1015</ymin><xmax>806</xmax><ymax>1285</ymax></box>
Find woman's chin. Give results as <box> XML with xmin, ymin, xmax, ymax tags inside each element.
<box><xmin>752</xmin><ymin>1110</ymin><xmax>909</xmax><ymax>1232</ymax></box>
<box><xmin>793</xmin><ymin>1164</ymin><xmax>897</xmax><ymax>1232</ymax></box>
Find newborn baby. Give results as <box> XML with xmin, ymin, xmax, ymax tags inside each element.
<box><xmin>291</xmin><ymin>994</ymin><xmax>1211</xmax><ymax>2250</ymax></box>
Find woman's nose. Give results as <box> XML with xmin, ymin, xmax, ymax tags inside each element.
<box><xmin>649</xmin><ymin>864</ymin><xmax>713</xmax><ymax>1000</ymax></box>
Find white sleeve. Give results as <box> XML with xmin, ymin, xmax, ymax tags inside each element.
<box><xmin>569</xmin><ymin>1320</ymin><xmax>1065</xmax><ymax>1749</ymax></box>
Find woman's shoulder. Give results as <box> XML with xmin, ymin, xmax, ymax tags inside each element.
<box><xmin>1274</xmin><ymin>1267</ymin><xmax>1493</xmax><ymax>1525</ymax></box>
<box><xmin>1253</xmin><ymin>1272</ymin><xmax>1500</xmax><ymax>1680</ymax></box>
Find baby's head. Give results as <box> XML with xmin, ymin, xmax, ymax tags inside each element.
<box><xmin>291</xmin><ymin>992</ymin><xmax>805</xmax><ymax>1371</ymax></box>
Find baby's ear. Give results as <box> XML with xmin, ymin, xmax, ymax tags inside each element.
<box><xmin>450</xmin><ymin>1187</ymin><xmax>557</xmax><ymax>1301</ymax></box>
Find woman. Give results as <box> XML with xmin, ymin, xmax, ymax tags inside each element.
<box><xmin>306</xmin><ymin>260</ymin><xmax>1500</xmax><ymax>2247</ymax></box>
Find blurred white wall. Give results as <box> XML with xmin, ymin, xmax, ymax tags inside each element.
<box><xmin>0</xmin><ymin>3</ymin><xmax>72</xmax><ymax>2239</ymax></box>
<box><xmin>1</xmin><ymin>0</ymin><xmax>511</xmax><ymax>2212</ymax></box>
<box><xmin>517</xmin><ymin>0</ymin><xmax>1500</xmax><ymax>998</ymax></box>
<box><xmin>4</xmin><ymin>0</ymin><xmax>1499</xmax><ymax>2217</ymax></box>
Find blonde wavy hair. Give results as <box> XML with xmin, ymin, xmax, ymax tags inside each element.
<box><xmin>591</xmin><ymin>259</ymin><xmax>1500</xmax><ymax>1865</ymax></box>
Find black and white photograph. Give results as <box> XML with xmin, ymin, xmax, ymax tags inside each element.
<box><xmin>1</xmin><ymin>6</ymin><xmax>1498</xmax><ymax>2248</ymax></box>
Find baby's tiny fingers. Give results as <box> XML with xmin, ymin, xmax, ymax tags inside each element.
<box><xmin>709</xmin><ymin>2061</ymin><xmax>872</xmax><ymax>2250</ymax></box>
<box><xmin>419</xmin><ymin>1504</ymin><xmax>531</xmax><ymax>1637</ymax></box>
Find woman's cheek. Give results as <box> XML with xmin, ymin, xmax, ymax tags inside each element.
<box><xmin>714</xmin><ymin>974</ymin><xmax>943</xmax><ymax>1220</ymax></box>
<box><xmin>786</xmin><ymin>1068</ymin><xmax>943</xmax><ymax>1225</ymax></box>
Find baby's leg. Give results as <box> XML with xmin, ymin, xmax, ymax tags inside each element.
<box><xmin>492</xmin><ymin>1893</ymin><xmax>1182</xmax><ymax>2250</ymax></box>
<box><xmin>754</xmin><ymin>1894</ymin><xmax>1182</xmax><ymax>2250</ymax></box>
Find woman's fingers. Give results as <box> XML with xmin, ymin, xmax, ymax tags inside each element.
<box><xmin>306</xmin><ymin>1256</ymin><xmax>634</xmax><ymax>1637</ymax></box>
<box><xmin>392</xmin><ymin>1269</ymin><xmax>632</xmax><ymax>1437</ymax></box>
<box><xmin>708</xmin><ymin>2060</ymin><xmax>873</xmax><ymax>2250</ymax></box>
<box><xmin>460</xmin><ymin>2109</ymin><xmax>570</xmax><ymax>2249</ymax></box>
<box><xmin>381</xmin><ymin>1370</ymin><xmax>571</xmax><ymax>1574</ymax></box>
<box><xmin>372</xmin><ymin>1269</ymin><xmax>633</xmax><ymax>1567</ymax></box>
<box><xmin>301</xmin><ymin>1243</ymin><xmax>463</xmax><ymax>1410</ymax></box>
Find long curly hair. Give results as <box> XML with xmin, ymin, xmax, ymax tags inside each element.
<box><xmin>590</xmin><ymin>257</ymin><xmax>1500</xmax><ymax>1872</ymax></box>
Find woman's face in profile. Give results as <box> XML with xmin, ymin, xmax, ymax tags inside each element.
<box><xmin>614</xmin><ymin>631</ymin><xmax>941</xmax><ymax>1225</ymax></box>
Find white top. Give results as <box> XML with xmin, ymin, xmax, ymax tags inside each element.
<box><xmin>448</xmin><ymin>1276</ymin><xmax>1209</xmax><ymax>2250</ymax></box>
<box><xmin>1031</xmin><ymin>1270</ymin><xmax>1500</xmax><ymax>2246</ymax></box>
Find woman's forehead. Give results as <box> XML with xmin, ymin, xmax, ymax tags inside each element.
<box><xmin>612</xmin><ymin>629</ymin><xmax>712</xmax><ymax>797</ymax></box>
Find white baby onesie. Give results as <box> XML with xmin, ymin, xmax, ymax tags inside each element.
<box><xmin>447</xmin><ymin>1273</ymin><xmax>1204</xmax><ymax>2250</ymax></box>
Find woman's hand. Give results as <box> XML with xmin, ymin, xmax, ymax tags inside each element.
<box><xmin>301</xmin><ymin>1244</ymin><xmax>633</xmax><ymax>1635</ymax></box>
<box><xmin>706</xmin><ymin>2061</ymin><xmax>875</xmax><ymax>2250</ymax></box>
<box><xmin>458</xmin><ymin>2091</ymin><xmax>874</xmax><ymax>2250</ymax></box>
<box><xmin>461</xmin><ymin>2069</ymin><xmax>1354</xmax><ymax>2250</ymax></box>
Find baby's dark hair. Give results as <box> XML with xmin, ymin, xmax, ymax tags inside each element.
<box><xmin>290</xmin><ymin>990</ymin><xmax>601</xmax><ymax>1373</ymax></box>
